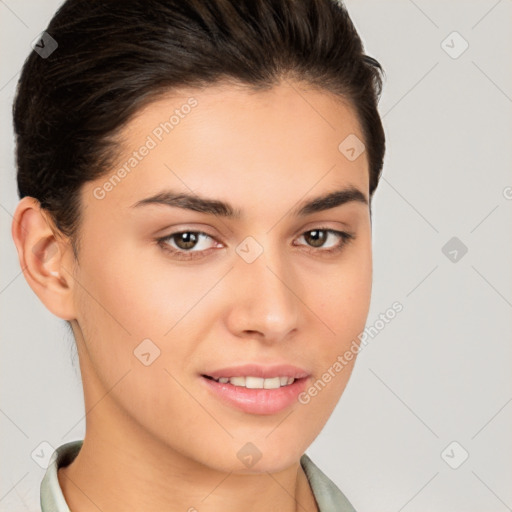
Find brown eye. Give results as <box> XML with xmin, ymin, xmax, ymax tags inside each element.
<box><xmin>157</xmin><ymin>231</ymin><xmax>218</xmax><ymax>259</ymax></box>
<box><xmin>303</xmin><ymin>229</ymin><xmax>328</xmax><ymax>248</ymax></box>
<box><xmin>173</xmin><ymin>232</ymin><xmax>200</xmax><ymax>250</ymax></box>
<box><xmin>297</xmin><ymin>228</ymin><xmax>354</xmax><ymax>252</ymax></box>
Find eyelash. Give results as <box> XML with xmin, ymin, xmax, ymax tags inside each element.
<box><xmin>155</xmin><ymin>227</ymin><xmax>355</xmax><ymax>261</ymax></box>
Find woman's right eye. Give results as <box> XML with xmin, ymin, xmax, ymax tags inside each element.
<box><xmin>156</xmin><ymin>231</ymin><xmax>218</xmax><ymax>260</ymax></box>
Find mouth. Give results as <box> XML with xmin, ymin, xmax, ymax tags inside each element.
<box><xmin>202</xmin><ymin>374</ymin><xmax>298</xmax><ymax>389</ymax></box>
<box><xmin>199</xmin><ymin>365</ymin><xmax>311</xmax><ymax>415</ymax></box>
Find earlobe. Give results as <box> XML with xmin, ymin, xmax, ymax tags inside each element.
<box><xmin>11</xmin><ymin>196</ymin><xmax>77</xmax><ymax>321</ymax></box>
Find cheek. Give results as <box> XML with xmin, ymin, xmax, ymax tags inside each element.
<box><xmin>302</xmin><ymin>237</ymin><xmax>371</xmax><ymax>408</ymax></box>
<box><xmin>72</xmin><ymin>239</ymin><xmax>220</xmax><ymax>391</ymax></box>
<box><xmin>314</xmin><ymin>241</ymin><xmax>372</xmax><ymax>341</ymax></box>
<box><xmin>72</xmin><ymin>251</ymin><xmax>202</xmax><ymax>434</ymax></box>
<box><xmin>76</xmin><ymin>236</ymin><xmax>203</xmax><ymax>338</ymax></box>
<box><xmin>296</xmin><ymin>257</ymin><xmax>372</xmax><ymax>432</ymax></box>
<box><xmin>71</xmin><ymin>241</ymin><xmax>164</xmax><ymax>384</ymax></box>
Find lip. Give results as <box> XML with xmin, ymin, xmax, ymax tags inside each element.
<box><xmin>202</xmin><ymin>363</ymin><xmax>310</xmax><ymax>380</ymax></box>
<box><xmin>200</xmin><ymin>364</ymin><xmax>311</xmax><ymax>415</ymax></box>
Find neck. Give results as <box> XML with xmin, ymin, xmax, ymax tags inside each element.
<box><xmin>57</xmin><ymin>403</ymin><xmax>318</xmax><ymax>512</ymax></box>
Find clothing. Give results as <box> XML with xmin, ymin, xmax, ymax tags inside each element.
<box><xmin>40</xmin><ymin>440</ymin><xmax>357</xmax><ymax>512</ymax></box>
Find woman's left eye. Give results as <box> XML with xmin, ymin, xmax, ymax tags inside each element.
<box><xmin>156</xmin><ymin>228</ymin><xmax>354</xmax><ymax>260</ymax></box>
<box><xmin>295</xmin><ymin>229</ymin><xmax>354</xmax><ymax>253</ymax></box>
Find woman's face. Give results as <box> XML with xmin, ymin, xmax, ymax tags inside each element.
<box><xmin>69</xmin><ymin>81</ymin><xmax>372</xmax><ymax>473</ymax></box>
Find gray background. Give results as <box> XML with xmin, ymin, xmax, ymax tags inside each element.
<box><xmin>1</xmin><ymin>0</ymin><xmax>511</xmax><ymax>511</ymax></box>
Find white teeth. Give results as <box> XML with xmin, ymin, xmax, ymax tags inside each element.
<box><xmin>229</xmin><ymin>376</ymin><xmax>246</xmax><ymax>387</ymax></box>
<box><xmin>263</xmin><ymin>377</ymin><xmax>281</xmax><ymax>389</ymax></box>
<box><xmin>212</xmin><ymin>375</ymin><xmax>296</xmax><ymax>389</ymax></box>
<box><xmin>246</xmin><ymin>376</ymin><xmax>264</xmax><ymax>389</ymax></box>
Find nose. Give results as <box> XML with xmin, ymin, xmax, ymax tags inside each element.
<box><xmin>225</xmin><ymin>241</ymin><xmax>301</xmax><ymax>343</ymax></box>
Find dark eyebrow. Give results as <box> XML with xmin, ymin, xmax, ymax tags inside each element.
<box><xmin>131</xmin><ymin>186</ymin><xmax>368</xmax><ymax>218</ymax></box>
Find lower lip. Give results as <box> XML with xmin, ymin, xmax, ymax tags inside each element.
<box><xmin>200</xmin><ymin>375</ymin><xmax>310</xmax><ymax>415</ymax></box>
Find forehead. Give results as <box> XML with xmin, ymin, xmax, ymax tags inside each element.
<box><xmin>124</xmin><ymin>80</ymin><xmax>365</xmax><ymax>151</ymax></box>
<box><xmin>83</xmin><ymin>81</ymin><xmax>369</xmax><ymax>216</ymax></box>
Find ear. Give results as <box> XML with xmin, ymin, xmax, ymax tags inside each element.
<box><xmin>11</xmin><ymin>197</ymin><xmax>77</xmax><ymax>321</ymax></box>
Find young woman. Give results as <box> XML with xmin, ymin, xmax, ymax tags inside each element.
<box><xmin>11</xmin><ymin>0</ymin><xmax>385</xmax><ymax>510</ymax></box>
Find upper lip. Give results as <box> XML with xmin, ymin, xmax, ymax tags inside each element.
<box><xmin>202</xmin><ymin>364</ymin><xmax>310</xmax><ymax>380</ymax></box>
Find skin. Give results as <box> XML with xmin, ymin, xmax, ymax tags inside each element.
<box><xmin>12</xmin><ymin>80</ymin><xmax>372</xmax><ymax>512</ymax></box>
